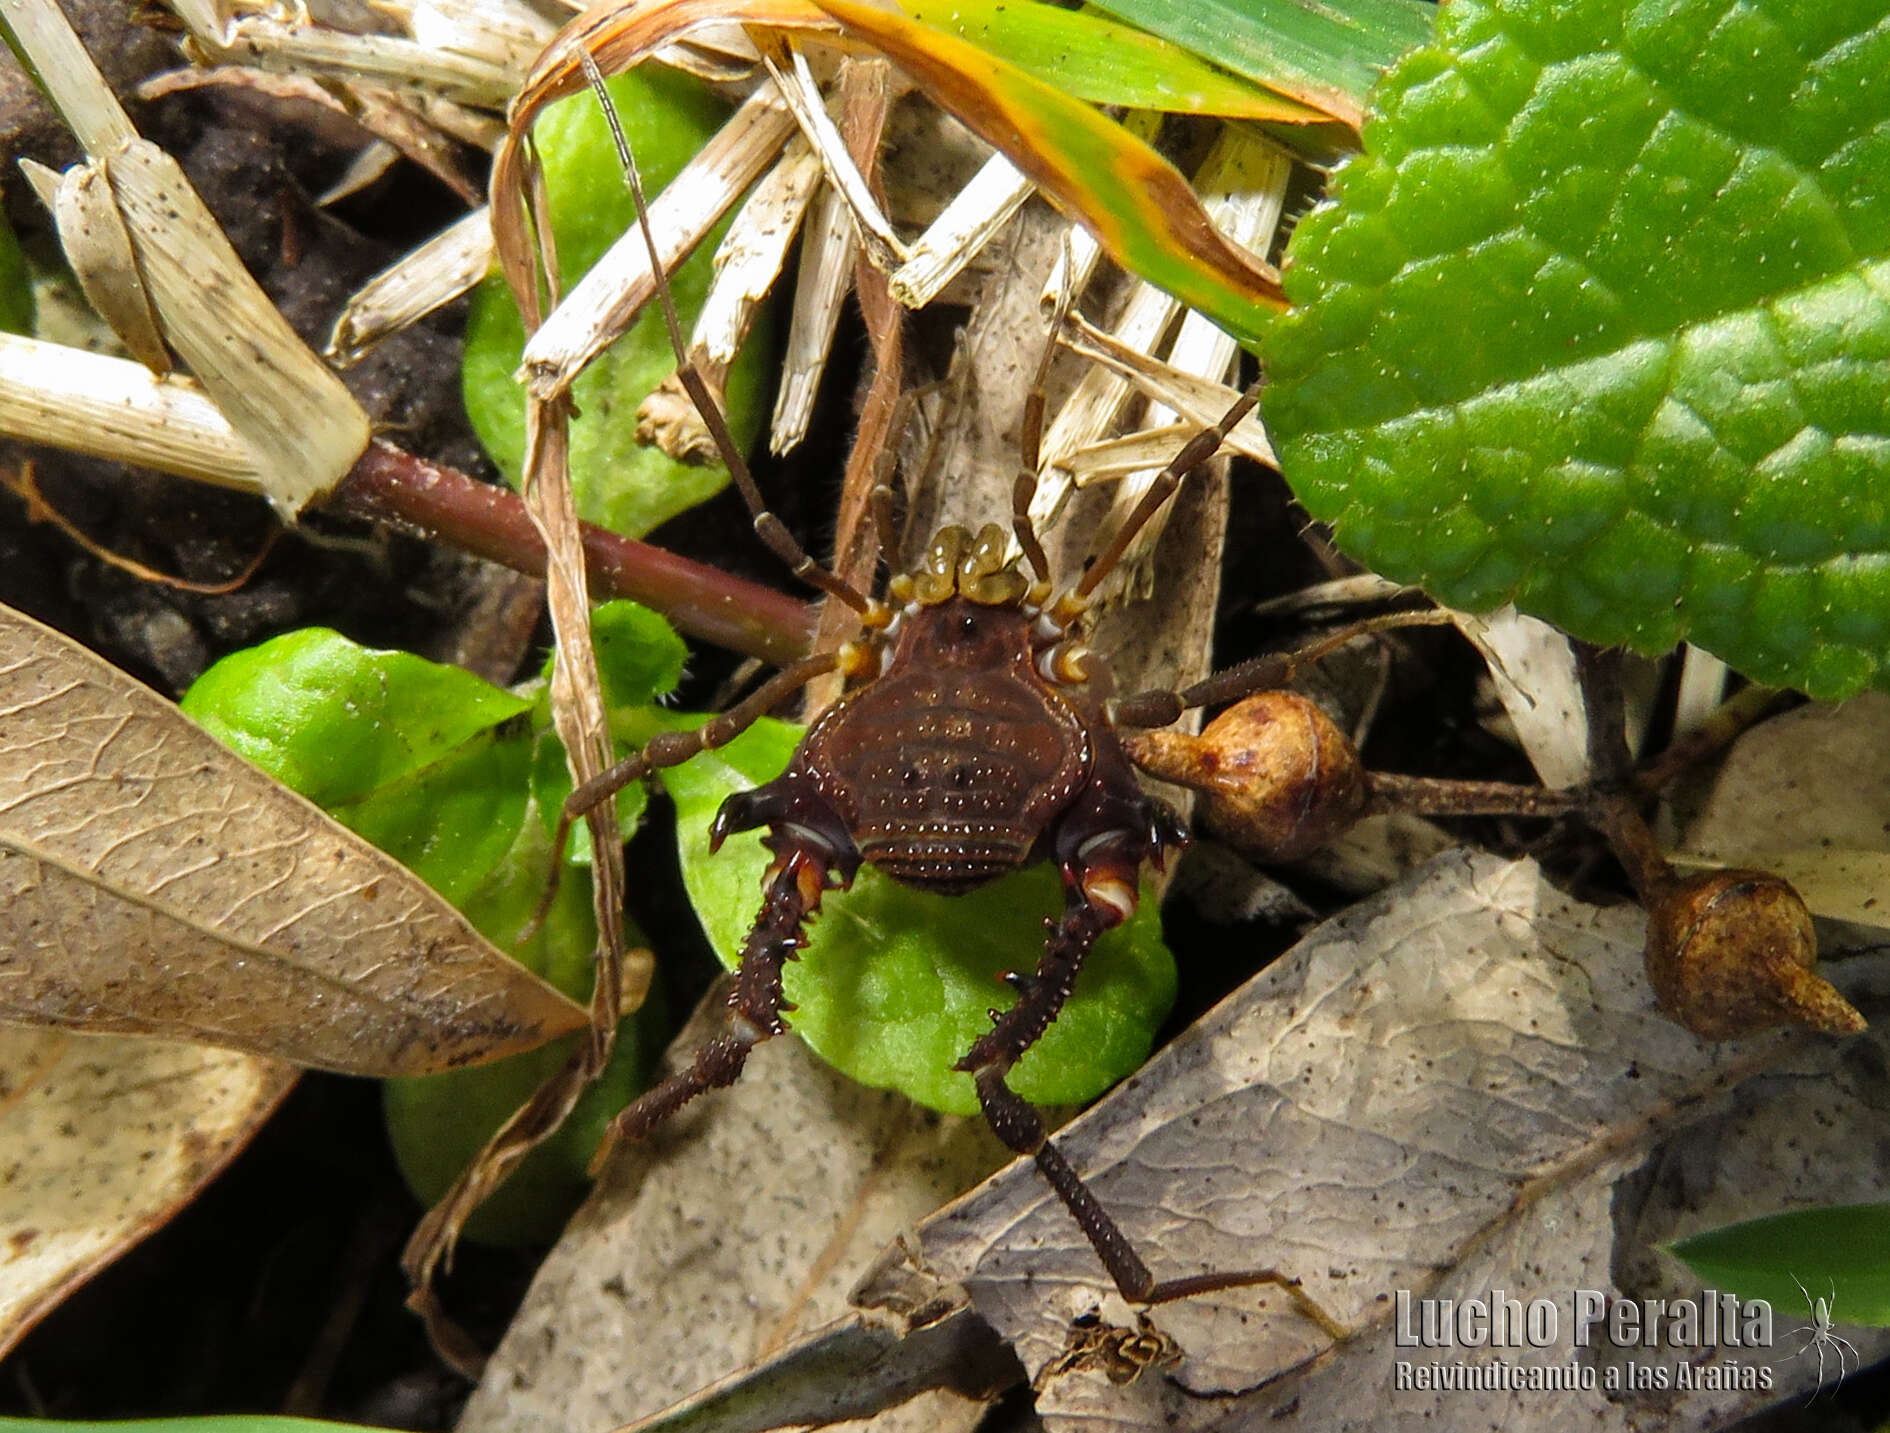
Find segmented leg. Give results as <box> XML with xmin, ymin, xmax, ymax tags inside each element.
<box><xmin>1062</xmin><ymin>376</ymin><xmax>1264</xmax><ymax>612</ymax></box>
<box><xmin>955</xmin><ymin>842</ymin><xmax>1345</xmax><ymax>1334</ymax></box>
<box><xmin>591</xmin><ymin>834</ymin><xmax>833</xmax><ymax>1169</ymax></box>
<box><xmin>522</xmin><ymin>652</ymin><xmax>840</xmax><ymax>940</ymax></box>
<box><xmin>1110</xmin><ymin>609</ymin><xmax>1456</xmax><ymax>730</ymax></box>
<box><xmin>1008</xmin><ymin>283</ymin><xmax>1070</xmax><ymax>586</ymax></box>
<box><xmin>580</xmin><ymin>48</ymin><xmax>878</xmax><ymax>620</ymax></box>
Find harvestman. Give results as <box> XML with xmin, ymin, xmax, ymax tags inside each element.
<box><xmin>553</xmin><ymin>59</ymin><xmax>1348</xmax><ymax>1335</ymax></box>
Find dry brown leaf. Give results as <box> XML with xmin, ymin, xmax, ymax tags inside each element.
<box><xmin>0</xmin><ymin>1026</ymin><xmax>296</xmax><ymax>1357</ymax></box>
<box><xmin>0</xmin><ymin>603</ymin><xmax>586</xmax><ymax>1074</ymax></box>
<box><xmin>860</xmin><ymin>850</ymin><xmax>1888</xmax><ymax>1431</ymax></box>
<box><xmin>459</xmin><ymin>995</ymin><xmax>1013</xmax><ymax>1433</ymax></box>
<box><xmin>1671</xmin><ymin>692</ymin><xmax>1890</xmax><ymax>930</ymax></box>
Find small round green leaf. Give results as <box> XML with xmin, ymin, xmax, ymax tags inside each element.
<box><xmin>665</xmin><ymin>720</ymin><xmax>1178</xmax><ymax>1116</ymax></box>
<box><xmin>527</xmin><ymin>600</ymin><xmax>681</xmax><ymax>859</ymax></box>
<box><xmin>181</xmin><ymin>628</ymin><xmax>533</xmax><ymax>809</ymax></box>
<box><xmin>1262</xmin><ymin>0</ymin><xmax>1890</xmax><ymax>699</ymax></box>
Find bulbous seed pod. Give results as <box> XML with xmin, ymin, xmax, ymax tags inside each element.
<box><xmin>1644</xmin><ymin>870</ymin><xmax>1867</xmax><ymax>1040</ymax></box>
<box><xmin>1125</xmin><ymin>691</ymin><xmax>1366</xmax><ymax>862</ymax></box>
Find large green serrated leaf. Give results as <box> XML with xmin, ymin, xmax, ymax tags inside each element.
<box><xmin>664</xmin><ymin>718</ymin><xmax>1177</xmax><ymax>1117</ymax></box>
<box><xmin>1262</xmin><ymin>0</ymin><xmax>1890</xmax><ymax>700</ymax></box>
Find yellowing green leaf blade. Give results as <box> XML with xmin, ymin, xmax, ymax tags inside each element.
<box><xmin>816</xmin><ymin>0</ymin><xmax>1287</xmax><ymax>338</ymax></box>
<box><xmin>1090</xmin><ymin>0</ymin><xmax>1435</xmax><ymax>127</ymax></box>
<box><xmin>900</xmin><ymin>0</ymin><xmax>1329</xmax><ymax>122</ymax></box>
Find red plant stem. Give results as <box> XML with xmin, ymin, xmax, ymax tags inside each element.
<box><xmin>331</xmin><ymin>440</ymin><xmax>816</xmax><ymax>668</ymax></box>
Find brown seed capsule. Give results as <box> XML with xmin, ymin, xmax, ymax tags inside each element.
<box><xmin>1643</xmin><ymin>870</ymin><xmax>1867</xmax><ymax>1040</ymax></box>
<box><xmin>1125</xmin><ymin>691</ymin><xmax>1366</xmax><ymax>862</ymax></box>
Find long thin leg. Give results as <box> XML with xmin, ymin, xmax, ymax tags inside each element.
<box><xmin>526</xmin><ymin>651</ymin><xmax>840</xmax><ymax>936</ymax></box>
<box><xmin>1060</xmin><ymin>376</ymin><xmax>1263</xmax><ymax>613</ymax></box>
<box><xmin>579</xmin><ymin>50</ymin><xmax>877</xmax><ymax>619</ymax></box>
<box><xmin>1111</xmin><ymin>609</ymin><xmax>1456</xmax><ymax>730</ymax></box>
<box><xmin>591</xmin><ymin>834</ymin><xmax>833</xmax><ymax>1170</ymax></box>
<box><xmin>1010</xmin><ymin>272</ymin><xmax>1073</xmax><ymax>587</ymax></box>
<box><xmin>955</xmin><ymin>845</ymin><xmax>1345</xmax><ymax>1334</ymax></box>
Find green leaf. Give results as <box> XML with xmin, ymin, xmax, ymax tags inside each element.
<box><xmin>181</xmin><ymin>629</ymin><xmax>533</xmax><ymax>809</ymax></box>
<box><xmin>584</xmin><ymin>597</ymin><xmax>691</xmax><ymax>710</ymax></box>
<box><xmin>0</xmin><ymin>208</ymin><xmax>31</xmax><ymax>334</ymax></box>
<box><xmin>335</xmin><ymin>734</ymin><xmax>530</xmax><ymax>909</ymax></box>
<box><xmin>185</xmin><ymin>624</ymin><xmax>676</xmax><ymax>1243</ymax></box>
<box><xmin>1089</xmin><ymin>0</ymin><xmax>1434</xmax><ymax>123</ymax></box>
<box><xmin>665</xmin><ymin>719</ymin><xmax>1177</xmax><ymax>1116</ymax></box>
<box><xmin>461</xmin><ymin>68</ymin><xmax>772</xmax><ymax>538</ymax></box>
<box><xmin>1262</xmin><ymin>0</ymin><xmax>1890</xmax><ymax>700</ymax></box>
<box><xmin>900</xmin><ymin>0</ymin><xmax>1329</xmax><ymax>121</ymax></box>
<box><xmin>527</xmin><ymin>600</ymin><xmax>685</xmax><ymax>859</ymax></box>
<box><xmin>382</xmin><ymin>805</ymin><xmax>662</xmax><ymax>1246</ymax></box>
<box><xmin>1666</xmin><ymin>1203</ymin><xmax>1890</xmax><ymax>1325</ymax></box>
<box><xmin>818</xmin><ymin>0</ymin><xmax>1289</xmax><ymax>340</ymax></box>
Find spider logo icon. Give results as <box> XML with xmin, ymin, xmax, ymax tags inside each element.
<box><xmin>1786</xmin><ymin>1275</ymin><xmax>1859</xmax><ymax>1399</ymax></box>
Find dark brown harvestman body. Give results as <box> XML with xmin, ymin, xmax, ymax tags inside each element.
<box><xmin>562</xmin><ymin>66</ymin><xmax>1345</xmax><ymax>1336</ymax></box>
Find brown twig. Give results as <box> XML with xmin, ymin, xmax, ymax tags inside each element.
<box><xmin>330</xmin><ymin>440</ymin><xmax>815</xmax><ymax>667</ymax></box>
<box><xmin>1363</xmin><ymin>772</ymin><xmax>1584</xmax><ymax>820</ymax></box>
<box><xmin>1631</xmin><ymin>682</ymin><xmax>1793</xmax><ymax>796</ymax></box>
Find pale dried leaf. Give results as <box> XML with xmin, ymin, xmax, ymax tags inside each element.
<box><xmin>606</xmin><ymin>1306</ymin><xmax>1017</xmax><ymax>1433</ymax></box>
<box><xmin>458</xmin><ymin>997</ymin><xmax>1012</xmax><ymax>1433</ymax></box>
<box><xmin>0</xmin><ymin>1027</ymin><xmax>296</xmax><ymax>1357</ymax></box>
<box><xmin>871</xmin><ymin>851</ymin><xmax>1889</xmax><ymax>1430</ymax></box>
<box><xmin>769</xmin><ymin>180</ymin><xmax>853</xmax><ymax>456</ymax></box>
<box><xmin>327</xmin><ymin>207</ymin><xmax>496</xmax><ymax>366</ymax></box>
<box><xmin>688</xmin><ymin>135</ymin><xmax>824</xmax><ymax>372</ymax></box>
<box><xmin>0</xmin><ymin>604</ymin><xmax>586</xmax><ymax>1074</ymax></box>
<box><xmin>889</xmin><ymin>150</ymin><xmax>1032</xmax><ymax>310</ymax></box>
<box><xmin>135</xmin><ymin>67</ymin><xmax>484</xmax><ymax>203</ymax></box>
<box><xmin>0</xmin><ymin>0</ymin><xmax>138</xmax><ymax>155</ymax></box>
<box><xmin>104</xmin><ymin>140</ymin><xmax>371</xmax><ymax>515</ymax></box>
<box><xmin>1251</xmin><ymin>573</ymin><xmax>1416</xmax><ymax>617</ymax></box>
<box><xmin>1086</xmin><ymin>129</ymin><xmax>1290</xmax><ymax>587</ymax></box>
<box><xmin>317</xmin><ymin>141</ymin><xmax>402</xmax><ymax>206</ymax></box>
<box><xmin>1672</xmin><ymin>693</ymin><xmax>1890</xmax><ymax>930</ymax></box>
<box><xmin>643</xmin><ymin>129</ymin><xmax>823</xmax><ymax>457</ymax></box>
<box><xmin>1055</xmin><ymin>315</ymin><xmax>1274</xmax><ymax>466</ymax></box>
<box><xmin>520</xmin><ymin>87</ymin><xmax>797</xmax><ymax>402</ymax></box>
<box><xmin>35</xmin><ymin>159</ymin><xmax>172</xmax><ymax>374</ymax></box>
<box><xmin>1673</xmin><ymin>644</ymin><xmax>1732</xmax><ymax>737</ymax></box>
<box><xmin>180</xmin><ymin>13</ymin><xmax>522</xmax><ymax>109</ymax></box>
<box><xmin>0</xmin><ymin>333</ymin><xmax>262</xmax><ymax>491</ymax></box>
<box><xmin>764</xmin><ymin>46</ymin><xmax>905</xmax><ymax>270</ymax></box>
<box><xmin>1452</xmin><ymin>606</ymin><xmax>1592</xmax><ymax>789</ymax></box>
<box><xmin>7</xmin><ymin>0</ymin><xmax>368</xmax><ymax>513</ymax></box>
<box><xmin>405</xmin><ymin>0</ymin><xmax>559</xmax><ymax>86</ymax></box>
